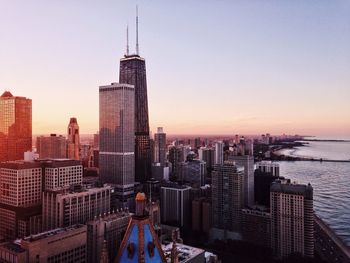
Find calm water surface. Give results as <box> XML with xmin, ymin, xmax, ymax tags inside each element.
<box><xmin>277</xmin><ymin>140</ymin><xmax>350</xmax><ymax>245</ymax></box>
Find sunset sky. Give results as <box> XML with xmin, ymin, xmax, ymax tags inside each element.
<box><xmin>1</xmin><ymin>1</ymin><xmax>349</xmax><ymax>138</ymax></box>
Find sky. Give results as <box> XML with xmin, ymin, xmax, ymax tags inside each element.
<box><xmin>1</xmin><ymin>0</ymin><xmax>349</xmax><ymax>137</ymax></box>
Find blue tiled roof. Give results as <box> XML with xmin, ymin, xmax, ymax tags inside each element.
<box><xmin>116</xmin><ymin>217</ymin><xmax>166</xmax><ymax>263</ymax></box>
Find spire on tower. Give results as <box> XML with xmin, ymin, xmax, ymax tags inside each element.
<box><xmin>126</xmin><ymin>24</ymin><xmax>129</xmax><ymax>55</ymax></box>
<box><xmin>136</xmin><ymin>5</ymin><xmax>139</xmax><ymax>55</ymax></box>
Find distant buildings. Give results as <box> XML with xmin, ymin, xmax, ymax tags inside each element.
<box><xmin>36</xmin><ymin>134</ymin><xmax>67</xmax><ymax>159</ymax></box>
<box><xmin>154</xmin><ymin>127</ymin><xmax>167</xmax><ymax>166</ymax></box>
<box><xmin>67</xmin><ymin>117</ymin><xmax>80</xmax><ymax>160</ymax></box>
<box><xmin>179</xmin><ymin>159</ymin><xmax>206</xmax><ymax>187</ymax></box>
<box><xmin>211</xmin><ymin>161</ymin><xmax>244</xmax><ymax>234</ymax></box>
<box><xmin>160</xmin><ymin>184</ymin><xmax>192</xmax><ymax>228</ymax></box>
<box><xmin>270</xmin><ymin>180</ymin><xmax>314</xmax><ymax>259</ymax></box>
<box><xmin>0</xmin><ymin>91</ymin><xmax>32</xmax><ymax>162</ymax></box>
<box><xmin>256</xmin><ymin>161</ymin><xmax>280</xmax><ymax>177</ymax></box>
<box><xmin>99</xmin><ymin>83</ymin><xmax>135</xmax><ymax>208</ymax></box>
<box><xmin>198</xmin><ymin>147</ymin><xmax>215</xmax><ymax>170</ymax></box>
<box><xmin>214</xmin><ymin>141</ymin><xmax>224</xmax><ymax>165</ymax></box>
<box><xmin>228</xmin><ymin>155</ymin><xmax>255</xmax><ymax>207</ymax></box>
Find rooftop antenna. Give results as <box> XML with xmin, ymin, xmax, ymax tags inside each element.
<box><xmin>126</xmin><ymin>24</ymin><xmax>129</xmax><ymax>55</ymax></box>
<box><xmin>136</xmin><ymin>5</ymin><xmax>139</xmax><ymax>55</ymax></box>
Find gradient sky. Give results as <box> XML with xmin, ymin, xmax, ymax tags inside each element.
<box><xmin>1</xmin><ymin>1</ymin><xmax>349</xmax><ymax>137</ymax></box>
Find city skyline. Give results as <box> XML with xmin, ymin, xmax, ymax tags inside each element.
<box><xmin>1</xmin><ymin>1</ymin><xmax>349</xmax><ymax>138</ymax></box>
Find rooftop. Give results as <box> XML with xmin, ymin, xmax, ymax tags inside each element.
<box><xmin>162</xmin><ymin>242</ymin><xmax>205</xmax><ymax>263</ymax></box>
<box><xmin>1</xmin><ymin>91</ymin><xmax>13</xmax><ymax>97</ymax></box>
<box><xmin>22</xmin><ymin>224</ymin><xmax>85</xmax><ymax>243</ymax></box>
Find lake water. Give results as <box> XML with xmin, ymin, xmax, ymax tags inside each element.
<box><xmin>276</xmin><ymin>140</ymin><xmax>350</xmax><ymax>245</ymax></box>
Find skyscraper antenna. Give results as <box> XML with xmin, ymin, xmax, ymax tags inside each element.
<box><xmin>126</xmin><ymin>24</ymin><xmax>129</xmax><ymax>55</ymax></box>
<box><xmin>136</xmin><ymin>5</ymin><xmax>139</xmax><ymax>55</ymax></box>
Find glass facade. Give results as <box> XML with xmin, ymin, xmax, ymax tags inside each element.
<box><xmin>119</xmin><ymin>55</ymin><xmax>152</xmax><ymax>183</ymax></box>
<box><xmin>99</xmin><ymin>83</ymin><xmax>135</xmax><ymax>186</ymax></box>
<box><xmin>0</xmin><ymin>91</ymin><xmax>32</xmax><ymax>162</ymax></box>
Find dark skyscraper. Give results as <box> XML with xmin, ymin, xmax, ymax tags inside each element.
<box><xmin>119</xmin><ymin>10</ymin><xmax>151</xmax><ymax>183</ymax></box>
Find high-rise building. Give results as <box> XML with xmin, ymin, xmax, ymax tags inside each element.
<box><xmin>198</xmin><ymin>147</ymin><xmax>215</xmax><ymax>170</ymax></box>
<box><xmin>192</xmin><ymin>197</ymin><xmax>211</xmax><ymax>234</ymax></box>
<box><xmin>0</xmin><ymin>91</ymin><xmax>32</xmax><ymax>162</ymax></box>
<box><xmin>99</xmin><ymin>83</ymin><xmax>135</xmax><ymax>208</ymax></box>
<box><xmin>228</xmin><ymin>155</ymin><xmax>255</xmax><ymax>207</ymax></box>
<box><xmin>212</xmin><ymin>161</ymin><xmax>244</xmax><ymax>233</ymax></box>
<box><xmin>168</xmin><ymin>145</ymin><xmax>190</xmax><ymax>178</ymax></box>
<box><xmin>42</xmin><ymin>186</ymin><xmax>111</xmax><ymax>231</ymax></box>
<box><xmin>256</xmin><ymin>161</ymin><xmax>280</xmax><ymax>177</ymax></box>
<box><xmin>36</xmin><ymin>134</ymin><xmax>67</xmax><ymax>159</ymax></box>
<box><xmin>270</xmin><ymin>181</ymin><xmax>314</xmax><ymax>259</ymax></box>
<box><xmin>214</xmin><ymin>141</ymin><xmax>224</xmax><ymax>165</ymax></box>
<box><xmin>67</xmin><ymin>117</ymin><xmax>80</xmax><ymax>160</ymax></box>
<box><xmin>241</xmin><ymin>208</ymin><xmax>271</xmax><ymax>248</ymax></box>
<box><xmin>154</xmin><ymin>127</ymin><xmax>166</xmax><ymax>166</ymax></box>
<box><xmin>160</xmin><ymin>183</ymin><xmax>192</xmax><ymax>228</ymax></box>
<box><xmin>0</xmin><ymin>161</ymin><xmax>42</xmax><ymax>240</ymax></box>
<box><xmin>119</xmin><ymin>13</ymin><xmax>152</xmax><ymax>184</ymax></box>
<box><xmin>179</xmin><ymin>159</ymin><xmax>206</xmax><ymax>187</ymax></box>
<box><xmin>86</xmin><ymin>211</ymin><xmax>131</xmax><ymax>263</ymax></box>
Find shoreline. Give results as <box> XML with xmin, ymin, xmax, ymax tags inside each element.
<box><xmin>269</xmin><ymin>141</ymin><xmax>350</xmax><ymax>163</ymax></box>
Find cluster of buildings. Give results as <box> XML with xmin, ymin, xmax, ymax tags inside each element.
<box><xmin>2</xmin><ymin>10</ymin><xmax>341</xmax><ymax>263</ymax></box>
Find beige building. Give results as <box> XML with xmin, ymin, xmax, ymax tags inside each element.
<box><xmin>270</xmin><ymin>181</ymin><xmax>314</xmax><ymax>259</ymax></box>
<box><xmin>0</xmin><ymin>161</ymin><xmax>42</xmax><ymax>240</ymax></box>
<box><xmin>42</xmin><ymin>186</ymin><xmax>111</xmax><ymax>231</ymax></box>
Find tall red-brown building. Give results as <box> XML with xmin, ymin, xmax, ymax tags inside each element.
<box><xmin>0</xmin><ymin>91</ymin><xmax>32</xmax><ymax>162</ymax></box>
<box><xmin>67</xmin><ymin>117</ymin><xmax>80</xmax><ymax>160</ymax></box>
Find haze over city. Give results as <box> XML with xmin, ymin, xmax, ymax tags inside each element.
<box><xmin>1</xmin><ymin>1</ymin><xmax>349</xmax><ymax>137</ymax></box>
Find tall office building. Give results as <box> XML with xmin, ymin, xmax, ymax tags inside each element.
<box><xmin>67</xmin><ymin>117</ymin><xmax>80</xmax><ymax>160</ymax></box>
<box><xmin>160</xmin><ymin>183</ymin><xmax>192</xmax><ymax>228</ymax></box>
<box><xmin>228</xmin><ymin>155</ymin><xmax>255</xmax><ymax>207</ymax></box>
<box><xmin>212</xmin><ymin>161</ymin><xmax>244</xmax><ymax>233</ymax></box>
<box><xmin>99</xmin><ymin>83</ymin><xmax>135</xmax><ymax>207</ymax></box>
<box><xmin>0</xmin><ymin>91</ymin><xmax>32</xmax><ymax>162</ymax></box>
<box><xmin>270</xmin><ymin>181</ymin><xmax>314</xmax><ymax>259</ymax></box>
<box><xmin>198</xmin><ymin>147</ymin><xmax>215</xmax><ymax>170</ymax></box>
<box><xmin>214</xmin><ymin>141</ymin><xmax>224</xmax><ymax>165</ymax></box>
<box><xmin>36</xmin><ymin>134</ymin><xmax>67</xmax><ymax>159</ymax></box>
<box><xmin>119</xmin><ymin>12</ymin><xmax>152</xmax><ymax>184</ymax></box>
<box><xmin>154</xmin><ymin>127</ymin><xmax>166</xmax><ymax>166</ymax></box>
<box><xmin>0</xmin><ymin>161</ymin><xmax>42</xmax><ymax>240</ymax></box>
<box><xmin>179</xmin><ymin>159</ymin><xmax>206</xmax><ymax>187</ymax></box>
